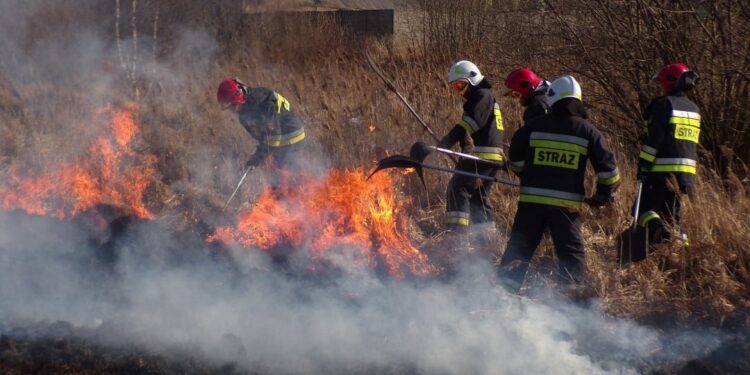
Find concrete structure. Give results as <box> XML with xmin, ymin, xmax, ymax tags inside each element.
<box><xmin>243</xmin><ymin>0</ymin><xmax>395</xmax><ymax>37</ymax></box>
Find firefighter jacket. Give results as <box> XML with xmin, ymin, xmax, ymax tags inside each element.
<box><xmin>238</xmin><ymin>87</ymin><xmax>305</xmax><ymax>162</ymax></box>
<box><xmin>508</xmin><ymin>98</ymin><xmax>620</xmax><ymax>208</ymax></box>
<box><xmin>638</xmin><ymin>91</ymin><xmax>700</xmax><ymax>188</ymax></box>
<box><xmin>523</xmin><ymin>81</ymin><xmax>550</xmax><ymax>123</ymax></box>
<box><xmin>524</xmin><ymin>92</ymin><xmax>550</xmax><ymax>123</ymax></box>
<box><xmin>438</xmin><ymin>79</ymin><xmax>504</xmax><ymax>162</ymax></box>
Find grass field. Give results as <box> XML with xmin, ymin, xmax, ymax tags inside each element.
<box><xmin>1</xmin><ymin>0</ymin><xmax>748</xmax><ymax>330</ymax></box>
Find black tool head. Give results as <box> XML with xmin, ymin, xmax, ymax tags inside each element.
<box><xmin>367</xmin><ymin>155</ymin><xmax>426</xmax><ymax>187</ymax></box>
<box><xmin>616</xmin><ymin>225</ymin><xmax>648</xmax><ymax>266</ymax></box>
<box><xmin>409</xmin><ymin>141</ymin><xmax>432</xmax><ymax>163</ymax></box>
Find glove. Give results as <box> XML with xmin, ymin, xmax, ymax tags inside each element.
<box><xmin>585</xmin><ymin>194</ymin><xmax>614</xmax><ymax>207</ymax></box>
<box><xmin>636</xmin><ymin>168</ymin><xmax>648</xmax><ymax>182</ymax></box>
<box><xmin>409</xmin><ymin>141</ymin><xmax>433</xmax><ymax>163</ymax></box>
<box><xmin>245</xmin><ymin>153</ymin><xmax>264</xmax><ymax>168</ymax></box>
<box><xmin>637</xmin><ymin>159</ymin><xmax>651</xmax><ymax>181</ymax></box>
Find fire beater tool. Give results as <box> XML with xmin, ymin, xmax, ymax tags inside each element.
<box><xmin>222</xmin><ymin>165</ymin><xmax>255</xmax><ymax>212</ymax></box>
<box><xmin>409</xmin><ymin>141</ymin><xmax>506</xmax><ymax>169</ymax></box>
<box><xmin>369</xmin><ymin>154</ymin><xmax>520</xmax><ymax>188</ymax></box>
<box><xmin>365</xmin><ymin>50</ymin><xmax>458</xmax><ymax>164</ymax></box>
<box><xmin>615</xmin><ymin>180</ymin><xmax>648</xmax><ymax>266</ymax></box>
<box><xmin>371</xmin><ymin>154</ymin><xmax>610</xmax><ymax>208</ymax></box>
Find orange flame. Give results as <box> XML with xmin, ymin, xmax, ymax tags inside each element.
<box><xmin>209</xmin><ymin>169</ymin><xmax>435</xmax><ymax>278</ymax></box>
<box><xmin>0</xmin><ymin>103</ymin><xmax>157</xmax><ymax>220</ymax></box>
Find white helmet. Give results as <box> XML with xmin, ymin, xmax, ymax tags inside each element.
<box><xmin>448</xmin><ymin>60</ymin><xmax>484</xmax><ymax>86</ymax></box>
<box><xmin>547</xmin><ymin>75</ymin><xmax>582</xmax><ymax>106</ymax></box>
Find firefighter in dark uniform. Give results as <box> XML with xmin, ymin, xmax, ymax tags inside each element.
<box><xmin>498</xmin><ymin>75</ymin><xmax>620</xmax><ymax>291</ymax></box>
<box><xmin>216</xmin><ymin>77</ymin><xmax>306</xmax><ymax>172</ymax></box>
<box><xmin>416</xmin><ymin>61</ymin><xmax>505</xmax><ymax>234</ymax></box>
<box><xmin>503</xmin><ymin>67</ymin><xmax>550</xmax><ymax>123</ymax></box>
<box><xmin>637</xmin><ymin>63</ymin><xmax>701</xmax><ymax>245</ymax></box>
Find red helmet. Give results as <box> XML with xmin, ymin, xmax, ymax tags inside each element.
<box><xmin>503</xmin><ymin>67</ymin><xmax>542</xmax><ymax>98</ymax></box>
<box><xmin>653</xmin><ymin>63</ymin><xmax>692</xmax><ymax>94</ymax></box>
<box><xmin>217</xmin><ymin>78</ymin><xmax>246</xmax><ymax>109</ymax></box>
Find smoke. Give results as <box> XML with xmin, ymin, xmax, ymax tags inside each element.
<box><xmin>0</xmin><ymin>210</ymin><xmax>726</xmax><ymax>374</ymax></box>
<box><xmin>0</xmin><ymin>2</ymin><xmax>731</xmax><ymax>374</ymax></box>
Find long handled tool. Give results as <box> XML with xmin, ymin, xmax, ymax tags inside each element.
<box><xmin>365</xmin><ymin>50</ymin><xmax>442</xmax><ymax>143</ymax></box>
<box><xmin>616</xmin><ymin>180</ymin><xmax>648</xmax><ymax>266</ymax></box>
<box><xmin>222</xmin><ymin>165</ymin><xmax>255</xmax><ymax>212</ymax></box>
<box><xmin>369</xmin><ymin>154</ymin><xmax>520</xmax><ymax>188</ymax></box>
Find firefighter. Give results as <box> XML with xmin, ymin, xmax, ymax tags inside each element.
<box><xmin>503</xmin><ymin>67</ymin><xmax>550</xmax><ymax>123</ymax></box>
<box><xmin>216</xmin><ymin>77</ymin><xmax>306</xmax><ymax>172</ymax></box>
<box><xmin>412</xmin><ymin>61</ymin><xmax>504</xmax><ymax>252</ymax></box>
<box><xmin>441</xmin><ymin>61</ymin><xmax>504</xmax><ymax>232</ymax></box>
<box><xmin>637</xmin><ymin>63</ymin><xmax>701</xmax><ymax>245</ymax></box>
<box><xmin>498</xmin><ymin>75</ymin><xmax>620</xmax><ymax>292</ymax></box>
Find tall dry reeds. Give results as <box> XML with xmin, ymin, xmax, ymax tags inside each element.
<box><xmin>0</xmin><ymin>0</ymin><xmax>747</xmax><ymax>327</ymax></box>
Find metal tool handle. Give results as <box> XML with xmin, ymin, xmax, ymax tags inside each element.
<box><xmin>631</xmin><ymin>180</ymin><xmax>643</xmax><ymax>226</ymax></box>
<box><xmin>429</xmin><ymin>145</ymin><xmax>506</xmax><ymax>169</ymax></box>
<box><xmin>421</xmin><ymin>162</ymin><xmax>520</xmax><ymax>187</ymax></box>
<box><xmin>364</xmin><ymin>50</ymin><xmax>442</xmax><ymax>143</ymax></box>
<box><xmin>222</xmin><ymin>165</ymin><xmax>254</xmax><ymax>212</ymax></box>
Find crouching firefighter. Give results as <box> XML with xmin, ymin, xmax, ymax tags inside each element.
<box><xmin>414</xmin><ymin>61</ymin><xmax>505</xmax><ymax>255</ymax></box>
<box><xmin>637</xmin><ymin>63</ymin><xmax>701</xmax><ymax>246</ymax></box>
<box><xmin>498</xmin><ymin>75</ymin><xmax>620</xmax><ymax>292</ymax></box>
<box><xmin>216</xmin><ymin>78</ymin><xmax>306</xmax><ymax>179</ymax></box>
<box><xmin>503</xmin><ymin>67</ymin><xmax>550</xmax><ymax>123</ymax></box>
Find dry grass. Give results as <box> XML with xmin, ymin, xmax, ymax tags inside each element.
<box><xmin>0</xmin><ymin>1</ymin><xmax>748</xmax><ymax>329</ymax></box>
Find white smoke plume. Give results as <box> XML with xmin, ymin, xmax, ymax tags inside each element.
<box><xmin>0</xmin><ymin>2</ymin><xmax>728</xmax><ymax>374</ymax></box>
<box><xmin>0</xmin><ymin>211</ymin><xmax>725</xmax><ymax>374</ymax></box>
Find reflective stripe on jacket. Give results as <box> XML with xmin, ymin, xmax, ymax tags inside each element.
<box><xmin>508</xmin><ymin>98</ymin><xmax>619</xmax><ymax>208</ymax></box>
<box><xmin>639</xmin><ymin>93</ymin><xmax>700</xmax><ymax>187</ymax></box>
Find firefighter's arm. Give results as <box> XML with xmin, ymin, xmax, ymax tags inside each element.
<box><xmin>456</xmin><ymin>96</ymin><xmax>490</xmax><ymax>136</ymax></box>
<box><xmin>507</xmin><ymin>127</ymin><xmax>528</xmax><ymax>177</ymax></box>
<box><xmin>638</xmin><ymin>99</ymin><xmax>670</xmax><ymax>178</ymax></box>
<box><xmin>437</xmin><ymin>125</ymin><xmax>467</xmax><ymax>150</ymax></box>
<box><xmin>589</xmin><ymin>128</ymin><xmax>620</xmax><ymax>203</ymax></box>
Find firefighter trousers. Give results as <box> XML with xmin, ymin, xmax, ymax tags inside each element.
<box><xmin>445</xmin><ymin>160</ymin><xmax>499</xmax><ymax>230</ymax></box>
<box><xmin>498</xmin><ymin>203</ymin><xmax>585</xmax><ymax>289</ymax></box>
<box><xmin>264</xmin><ymin>143</ymin><xmax>307</xmax><ymax>190</ymax></box>
<box><xmin>637</xmin><ymin>173</ymin><xmax>686</xmax><ymax>243</ymax></box>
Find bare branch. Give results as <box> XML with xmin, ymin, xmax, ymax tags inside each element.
<box><xmin>115</xmin><ymin>0</ymin><xmax>126</xmax><ymax>70</ymax></box>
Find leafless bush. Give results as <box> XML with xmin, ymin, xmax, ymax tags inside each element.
<box><xmin>540</xmin><ymin>0</ymin><xmax>750</xmax><ymax>167</ymax></box>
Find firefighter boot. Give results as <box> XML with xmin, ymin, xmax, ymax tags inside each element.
<box><xmin>437</xmin><ymin>229</ymin><xmax>471</xmax><ymax>275</ymax></box>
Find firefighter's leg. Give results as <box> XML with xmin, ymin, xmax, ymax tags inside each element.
<box><xmin>468</xmin><ymin>168</ymin><xmax>499</xmax><ymax>260</ymax></box>
<box><xmin>663</xmin><ymin>186</ymin><xmax>689</xmax><ymax>244</ymax></box>
<box><xmin>445</xmin><ymin>173</ymin><xmax>474</xmax><ymax>232</ymax></box>
<box><xmin>549</xmin><ymin>207</ymin><xmax>585</xmax><ymax>285</ymax></box>
<box><xmin>638</xmin><ymin>174</ymin><xmax>669</xmax><ymax>244</ymax></box>
<box><xmin>269</xmin><ymin>146</ymin><xmax>306</xmax><ymax>193</ymax></box>
<box><xmin>497</xmin><ymin>204</ymin><xmax>547</xmax><ymax>291</ymax></box>
<box><xmin>468</xmin><ymin>166</ymin><xmax>498</xmax><ymax>225</ymax></box>
<box><xmin>434</xmin><ymin>172</ymin><xmax>476</xmax><ymax>271</ymax></box>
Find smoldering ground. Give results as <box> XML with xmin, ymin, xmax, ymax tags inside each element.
<box><xmin>0</xmin><ymin>210</ymin><xmax>728</xmax><ymax>375</ymax></box>
<box><xmin>0</xmin><ymin>1</ymin><xmax>741</xmax><ymax>374</ymax></box>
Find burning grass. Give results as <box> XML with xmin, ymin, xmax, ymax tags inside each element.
<box><xmin>0</xmin><ymin>103</ymin><xmax>157</xmax><ymax>220</ymax></box>
<box><xmin>209</xmin><ymin>168</ymin><xmax>435</xmax><ymax>278</ymax></box>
